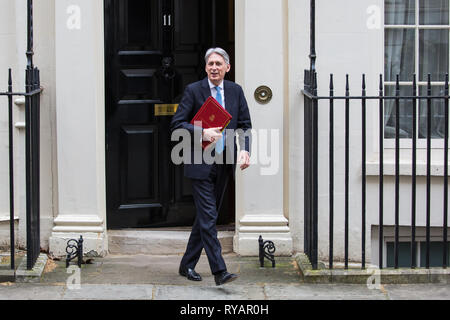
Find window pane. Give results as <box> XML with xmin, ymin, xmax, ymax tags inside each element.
<box><xmin>385</xmin><ymin>0</ymin><xmax>416</xmax><ymax>25</ymax></box>
<box><xmin>385</xmin><ymin>29</ymin><xmax>415</xmax><ymax>81</ymax></box>
<box><xmin>418</xmin><ymin>86</ymin><xmax>446</xmax><ymax>138</ymax></box>
<box><xmin>419</xmin><ymin>29</ymin><xmax>449</xmax><ymax>81</ymax></box>
<box><xmin>387</xmin><ymin>242</ymin><xmax>415</xmax><ymax>267</ymax></box>
<box><xmin>384</xmin><ymin>85</ymin><xmax>414</xmax><ymax>138</ymax></box>
<box><xmin>419</xmin><ymin>242</ymin><xmax>450</xmax><ymax>267</ymax></box>
<box><xmin>419</xmin><ymin>0</ymin><xmax>449</xmax><ymax>25</ymax></box>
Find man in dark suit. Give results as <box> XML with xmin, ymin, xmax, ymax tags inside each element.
<box><xmin>170</xmin><ymin>48</ymin><xmax>252</xmax><ymax>286</ymax></box>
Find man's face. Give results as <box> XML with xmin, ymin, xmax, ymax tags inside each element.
<box><xmin>205</xmin><ymin>53</ymin><xmax>230</xmax><ymax>86</ymax></box>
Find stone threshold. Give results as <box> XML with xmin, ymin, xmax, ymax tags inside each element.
<box><xmin>108</xmin><ymin>230</ymin><xmax>234</xmax><ymax>255</ymax></box>
<box><xmin>295</xmin><ymin>253</ymin><xmax>450</xmax><ymax>284</ymax></box>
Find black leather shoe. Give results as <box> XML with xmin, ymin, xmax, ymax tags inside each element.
<box><xmin>214</xmin><ymin>271</ymin><xmax>239</xmax><ymax>286</ymax></box>
<box><xmin>179</xmin><ymin>266</ymin><xmax>202</xmax><ymax>281</ymax></box>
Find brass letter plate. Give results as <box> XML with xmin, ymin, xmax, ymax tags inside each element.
<box><xmin>154</xmin><ymin>104</ymin><xmax>179</xmax><ymax>116</ymax></box>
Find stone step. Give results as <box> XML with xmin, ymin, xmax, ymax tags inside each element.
<box><xmin>108</xmin><ymin>230</ymin><xmax>234</xmax><ymax>255</ymax></box>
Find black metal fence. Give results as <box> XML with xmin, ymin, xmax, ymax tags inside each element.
<box><xmin>0</xmin><ymin>0</ymin><xmax>41</xmax><ymax>271</ymax></box>
<box><xmin>0</xmin><ymin>67</ymin><xmax>42</xmax><ymax>271</ymax></box>
<box><xmin>303</xmin><ymin>70</ymin><xmax>449</xmax><ymax>270</ymax></box>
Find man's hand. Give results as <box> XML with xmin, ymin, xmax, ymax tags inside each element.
<box><xmin>238</xmin><ymin>150</ymin><xmax>250</xmax><ymax>170</ymax></box>
<box><xmin>202</xmin><ymin>127</ymin><xmax>223</xmax><ymax>143</ymax></box>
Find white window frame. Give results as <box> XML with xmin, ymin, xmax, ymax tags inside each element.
<box><xmin>384</xmin><ymin>0</ymin><xmax>450</xmax><ymax>149</ymax></box>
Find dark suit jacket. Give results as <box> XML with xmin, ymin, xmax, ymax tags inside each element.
<box><xmin>170</xmin><ymin>77</ymin><xmax>252</xmax><ymax>179</ymax></box>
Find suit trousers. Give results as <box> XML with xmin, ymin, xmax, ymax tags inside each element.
<box><xmin>180</xmin><ymin>163</ymin><xmax>231</xmax><ymax>275</ymax></box>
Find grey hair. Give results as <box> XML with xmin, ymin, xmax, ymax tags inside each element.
<box><xmin>204</xmin><ymin>47</ymin><xmax>230</xmax><ymax>65</ymax></box>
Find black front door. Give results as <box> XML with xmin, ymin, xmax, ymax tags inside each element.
<box><xmin>105</xmin><ymin>0</ymin><xmax>235</xmax><ymax>228</ymax></box>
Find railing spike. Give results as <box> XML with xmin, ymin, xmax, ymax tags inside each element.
<box><xmin>8</xmin><ymin>69</ymin><xmax>12</xmax><ymax>87</ymax></box>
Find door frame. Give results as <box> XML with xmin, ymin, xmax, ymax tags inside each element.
<box><xmin>103</xmin><ymin>0</ymin><xmax>237</xmax><ymax>230</ymax></box>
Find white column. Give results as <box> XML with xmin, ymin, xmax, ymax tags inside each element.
<box><xmin>234</xmin><ymin>0</ymin><xmax>292</xmax><ymax>256</ymax></box>
<box><xmin>49</xmin><ymin>0</ymin><xmax>107</xmax><ymax>256</ymax></box>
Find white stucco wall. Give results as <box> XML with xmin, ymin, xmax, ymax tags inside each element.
<box><xmin>287</xmin><ymin>0</ymin><xmax>310</xmax><ymax>255</ymax></box>
<box><xmin>49</xmin><ymin>0</ymin><xmax>107</xmax><ymax>256</ymax></box>
<box><xmin>234</xmin><ymin>0</ymin><xmax>293</xmax><ymax>256</ymax></box>
<box><xmin>0</xmin><ymin>0</ymin><xmax>448</xmax><ymax>264</ymax></box>
<box><xmin>34</xmin><ymin>0</ymin><xmax>57</xmax><ymax>251</ymax></box>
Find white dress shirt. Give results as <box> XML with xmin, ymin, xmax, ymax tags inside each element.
<box><xmin>203</xmin><ymin>79</ymin><xmax>250</xmax><ymax>159</ymax></box>
<box><xmin>208</xmin><ymin>79</ymin><xmax>225</xmax><ymax>109</ymax></box>
<box><xmin>200</xmin><ymin>80</ymin><xmax>226</xmax><ymax>143</ymax></box>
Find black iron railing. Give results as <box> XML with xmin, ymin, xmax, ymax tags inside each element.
<box><xmin>303</xmin><ymin>71</ymin><xmax>449</xmax><ymax>270</ymax></box>
<box><xmin>0</xmin><ymin>68</ymin><xmax>42</xmax><ymax>271</ymax></box>
<box><xmin>0</xmin><ymin>0</ymin><xmax>41</xmax><ymax>271</ymax></box>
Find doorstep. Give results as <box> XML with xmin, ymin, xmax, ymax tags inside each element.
<box><xmin>108</xmin><ymin>229</ymin><xmax>234</xmax><ymax>255</ymax></box>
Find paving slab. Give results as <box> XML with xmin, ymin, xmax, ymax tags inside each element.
<box><xmin>153</xmin><ymin>284</ymin><xmax>266</xmax><ymax>300</ymax></box>
<box><xmin>0</xmin><ymin>283</ymin><xmax>65</xmax><ymax>300</ymax></box>
<box><xmin>383</xmin><ymin>284</ymin><xmax>450</xmax><ymax>300</ymax></box>
<box><xmin>62</xmin><ymin>284</ymin><xmax>154</xmax><ymax>300</ymax></box>
<box><xmin>1</xmin><ymin>253</ymin><xmax>450</xmax><ymax>300</ymax></box>
<box><xmin>40</xmin><ymin>254</ymin><xmax>296</xmax><ymax>286</ymax></box>
<box><xmin>263</xmin><ymin>284</ymin><xmax>388</xmax><ymax>300</ymax></box>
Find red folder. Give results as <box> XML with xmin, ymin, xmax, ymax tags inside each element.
<box><xmin>190</xmin><ymin>96</ymin><xmax>232</xmax><ymax>149</ymax></box>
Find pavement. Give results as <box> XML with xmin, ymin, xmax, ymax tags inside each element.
<box><xmin>1</xmin><ymin>253</ymin><xmax>450</xmax><ymax>301</ymax></box>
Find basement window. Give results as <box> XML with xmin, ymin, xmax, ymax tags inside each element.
<box><xmin>386</xmin><ymin>240</ymin><xmax>450</xmax><ymax>267</ymax></box>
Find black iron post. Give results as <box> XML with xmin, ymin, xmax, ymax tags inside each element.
<box><xmin>426</xmin><ymin>74</ymin><xmax>432</xmax><ymax>269</ymax></box>
<box><xmin>258</xmin><ymin>236</ymin><xmax>276</xmax><ymax>268</ymax></box>
<box><xmin>329</xmin><ymin>74</ymin><xmax>334</xmax><ymax>270</ymax></box>
<box><xmin>303</xmin><ymin>0</ymin><xmax>318</xmax><ymax>270</ymax></box>
<box><xmin>312</xmin><ymin>72</ymin><xmax>318</xmax><ymax>270</ymax></box>
<box><xmin>27</xmin><ymin>0</ymin><xmax>34</xmax><ymax>70</ymax></box>
<box><xmin>309</xmin><ymin>0</ymin><xmax>316</xmax><ymax>76</ymax></box>
<box><xmin>345</xmin><ymin>75</ymin><xmax>349</xmax><ymax>269</ymax></box>
<box><xmin>66</xmin><ymin>236</ymin><xmax>84</xmax><ymax>268</ymax></box>
<box><xmin>411</xmin><ymin>75</ymin><xmax>417</xmax><ymax>268</ymax></box>
<box><xmin>25</xmin><ymin>0</ymin><xmax>40</xmax><ymax>270</ymax></box>
<box><xmin>444</xmin><ymin>74</ymin><xmax>449</xmax><ymax>269</ymax></box>
<box><xmin>395</xmin><ymin>75</ymin><xmax>400</xmax><ymax>269</ymax></box>
<box><xmin>8</xmin><ymin>69</ymin><xmax>15</xmax><ymax>270</ymax></box>
<box><xmin>378</xmin><ymin>75</ymin><xmax>384</xmax><ymax>269</ymax></box>
<box><xmin>361</xmin><ymin>74</ymin><xmax>366</xmax><ymax>269</ymax></box>
<box><xmin>25</xmin><ymin>0</ymin><xmax>33</xmax><ymax>268</ymax></box>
